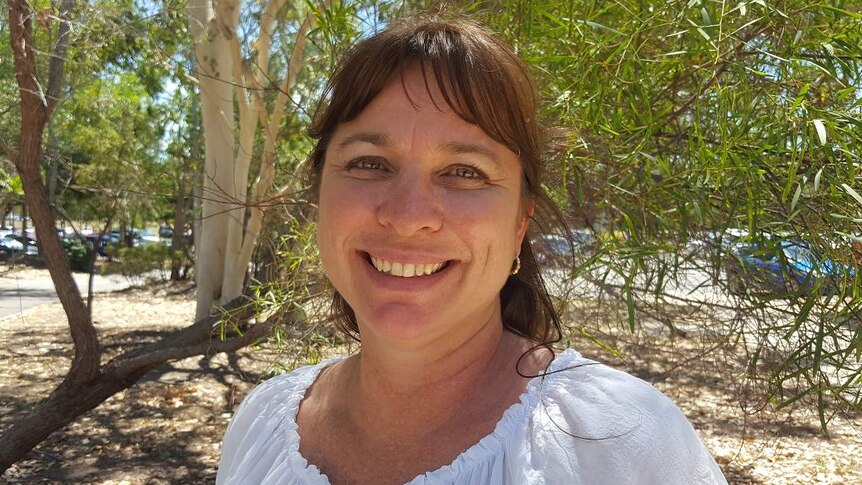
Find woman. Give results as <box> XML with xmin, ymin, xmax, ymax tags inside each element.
<box><xmin>217</xmin><ymin>13</ymin><xmax>727</xmax><ymax>485</ymax></box>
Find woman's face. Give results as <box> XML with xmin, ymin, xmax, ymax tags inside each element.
<box><xmin>317</xmin><ymin>66</ymin><xmax>531</xmax><ymax>348</ymax></box>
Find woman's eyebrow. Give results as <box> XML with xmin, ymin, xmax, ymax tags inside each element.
<box><xmin>441</xmin><ymin>141</ymin><xmax>502</xmax><ymax>167</ymax></box>
<box><xmin>335</xmin><ymin>134</ymin><xmax>503</xmax><ymax>167</ymax></box>
<box><xmin>336</xmin><ymin>132</ymin><xmax>392</xmax><ymax>150</ymax></box>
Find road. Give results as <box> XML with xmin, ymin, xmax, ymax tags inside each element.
<box><xmin>0</xmin><ymin>270</ymin><xmax>139</xmax><ymax>320</ymax></box>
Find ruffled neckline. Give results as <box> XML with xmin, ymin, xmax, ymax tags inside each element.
<box><xmin>279</xmin><ymin>348</ymin><xmax>583</xmax><ymax>484</ymax></box>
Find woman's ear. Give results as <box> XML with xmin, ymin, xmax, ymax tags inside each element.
<box><xmin>516</xmin><ymin>199</ymin><xmax>536</xmax><ymax>248</ymax></box>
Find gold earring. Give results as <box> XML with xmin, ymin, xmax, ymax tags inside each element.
<box><xmin>510</xmin><ymin>255</ymin><xmax>521</xmax><ymax>275</ymax></box>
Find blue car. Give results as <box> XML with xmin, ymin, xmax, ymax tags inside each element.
<box><xmin>725</xmin><ymin>239</ymin><xmax>853</xmax><ymax>295</ymax></box>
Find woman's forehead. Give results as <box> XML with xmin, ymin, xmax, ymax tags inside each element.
<box><xmin>331</xmin><ymin>91</ymin><xmax>513</xmax><ymax>165</ymax></box>
<box><xmin>330</xmin><ymin>65</ymin><xmax>509</xmax><ymax>149</ymax></box>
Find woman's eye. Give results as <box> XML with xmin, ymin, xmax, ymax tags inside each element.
<box><xmin>447</xmin><ymin>164</ymin><xmax>488</xmax><ymax>181</ymax></box>
<box><xmin>346</xmin><ymin>157</ymin><xmax>388</xmax><ymax>173</ymax></box>
<box><xmin>439</xmin><ymin>164</ymin><xmax>490</xmax><ymax>189</ymax></box>
<box><xmin>454</xmin><ymin>166</ymin><xmax>481</xmax><ymax>178</ymax></box>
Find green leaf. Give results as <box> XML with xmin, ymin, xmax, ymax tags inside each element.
<box><xmin>790</xmin><ymin>83</ymin><xmax>809</xmax><ymax>111</ymax></box>
<box><xmin>790</xmin><ymin>183</ymin><xmax>802</xmax><ymax>213</ymax></box>
<box><xmin>582</xmin><ymin>20</ymin><xmax>625</xmax><ymax>36</ymax></box>
<box><xmin>625</xmin><ymin>283</ymin><xmax>636</xmax><ymax>333</ymax></box>
<box><xmin>842</xmin><ymin>184</ymin><xmax>862</xmax><ymax>207</ymax></box>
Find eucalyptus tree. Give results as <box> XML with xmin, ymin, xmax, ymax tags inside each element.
<box><xmin>51</xmin><ymin>74</ymin><xmax>166</xmax><ymax>234</ymax></box>
<box><xmin>186</xmin><ymin>0</ymin><xmax>368</xmax><ymax>319</ymax></box>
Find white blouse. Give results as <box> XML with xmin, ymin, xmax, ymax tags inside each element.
<box><xmin>217</xmin><ymin>349</ymin><xmax>727</xmax><ymax>484</ymax></box>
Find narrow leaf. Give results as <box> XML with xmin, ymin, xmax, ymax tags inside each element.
<box><xmin>583</xmin><ymin>20</ymin><xmax>625</xmax><ymax>36</ymax></box>
<box><xmin>790</xmin><ymin>183</ymin><xmax>802</xmax><ymax>213</ymax></box>
<box><xmin>842</xmin><ymin>184</ymin><xmax>862</xmax><ymax>207</ymax></box>
<box><xmin>813</xmin><ymin>119</ymin><xmax>827</xmax><ymax>145</ymax></box>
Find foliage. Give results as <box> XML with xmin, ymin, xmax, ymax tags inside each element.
<box><xmin>61</xmin><ymin>237</ymin><xmax>91</xmax><ymax>272</ymax></box>
<box><xmin>0</xmin><ymin>0</ymin><xmax>191</xmax><ymax>234</ymax></box>
<box><xmin>242</xmin><ymin>0</ymin><xmax>862</xmax><ymax>425</ymax></box>
<box><xmin>103</xmin><ymin>243</ymin><xmax>175</xmax><ymax>283</ymax></box>
<box><xmin>465</xmin><ymin>0</ymin><xmax>862</xmax><ymax>426</ymax></box>
<box><xmin>0</xmin><ymin>168</ymin><xmax>24</xmax><ymax>219</ymax></box>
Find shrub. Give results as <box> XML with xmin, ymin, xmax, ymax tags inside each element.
<box><xmin>62</xmin><ymin>237</ymin><xmax>91</xmax><ymax>272</ymax></box>
<box><xmin>104</xmin><ymin>244</ymin><xmax>173</xmax><ymax>284</ymax></box>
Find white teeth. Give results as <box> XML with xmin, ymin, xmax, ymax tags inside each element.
<box><xmin>369</xmin><ymin>256</ymin><xmax>447</xmax><ymax>278</ymax></box>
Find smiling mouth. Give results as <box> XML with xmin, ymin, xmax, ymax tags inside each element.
<box><xmin>366</xmin><ymin>254</ymin><xmax>451</xmax><ymax>278</ymax></box>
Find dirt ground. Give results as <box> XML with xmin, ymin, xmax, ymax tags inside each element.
<box><xmin>0</xmin><ymin>273</ymin><xmax>860</xmax><ymax>484</ymax></box>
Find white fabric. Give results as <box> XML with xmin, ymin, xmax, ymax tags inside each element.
<box><xmin>217</xmin><ymin>349</ymin><xmax>727</xmax><ymax>484</ymax></box>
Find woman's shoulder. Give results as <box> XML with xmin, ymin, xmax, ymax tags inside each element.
<box><xmin>231</xmin><ymin>356</ymin><xmax>345</xmax><ymax>420</ymax></box>
<box><xmin>531</xmin><ymin>348</ymin><xmax>727</xmax><ymax>483</ymax></box>
<box><xmin>543</xmin><ymin>348</ymin><xmax>679</xmax><ymax>418</ymax></box>
<box><xmin>216</xmin><ymin>357</ymin><xmax>347</xmax><ymax>485</ymax></box>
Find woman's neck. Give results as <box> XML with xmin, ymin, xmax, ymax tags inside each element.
<box><xmin>343</xmin><ymin>319</ymin><xmax>527</xmax><ymax>444</ymax></box>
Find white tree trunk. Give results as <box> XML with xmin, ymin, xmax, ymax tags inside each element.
<box><xmin>188</xmin><ymin>0</ymin><xmax>239</xmax><ymax>320</ymax></box>
<box><xmin>188</xmin><ymin>0</ymin><xmax>318</xmax><ymax>319</ymax></box>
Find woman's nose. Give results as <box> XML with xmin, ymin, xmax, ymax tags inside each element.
<box><xmin>376</xmin><ymin>173</ymin><xmax>443</xmax><ymax>236</ymax></box>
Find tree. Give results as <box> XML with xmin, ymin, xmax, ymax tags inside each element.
<box><xmin>163</xmin><ymin>86</ymin><xmax>202</xmax><ymax>281</ymax></box>
<box><xmin>187</xmin><ymin>0</ymin><xmax>327</xmax><ymax>320</ymax></box>
<box><xmin>0</xmin><ymin>0</ymin><xmax>312</xmax><ymax>469</ymax></box>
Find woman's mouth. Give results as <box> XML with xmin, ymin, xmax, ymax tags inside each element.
<box><xmin>367</xmin><ymin>254</ymin><xmax>451</xmax><ymax>278</ymax></box>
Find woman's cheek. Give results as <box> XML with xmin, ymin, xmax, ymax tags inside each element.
<box><xmin>442</xmin><ymin>189</ymin><xmax>519</xmax><ymax>227</ymax></box>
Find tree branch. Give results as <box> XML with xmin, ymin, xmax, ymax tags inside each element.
<box><xmin>45</xmin><ymin>0</ymin><xmax>74</xmax><ymax>117</ymax></box>
<box><xmin>231</xmin><ymin>5</ymin><xmax>319</xmax><ymax>287</ymax></box>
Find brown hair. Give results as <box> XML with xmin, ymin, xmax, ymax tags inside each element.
<box><xmin>303</xmin><ymin>13</ymin><xmax>565</xmax><ymax>346</ymax></box>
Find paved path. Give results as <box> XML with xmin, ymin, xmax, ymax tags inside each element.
<box><xmin>0</xmin><ymin>271</ymin><xmax>139</xmax><ymax>320</ymax></box>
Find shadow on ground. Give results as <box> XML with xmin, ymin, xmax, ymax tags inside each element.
<box><xmin>0</xmin><ymin>282</ymin><xmax>292</xmax><ymax>484</ymax></box>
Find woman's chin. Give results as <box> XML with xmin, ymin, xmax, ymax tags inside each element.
<box><xmin>356</xmin><ymin>305</ymin><xmax>448</xmax><ymax>345</ymax></box>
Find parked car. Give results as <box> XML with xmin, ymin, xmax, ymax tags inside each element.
<box><xmin>686</xmin><ymin>228</ymin><xmax>751</xmax><ymax>256</ymax></box>
<box><xmin>725</xmin><ymin>239</ymin><xmax>853</xmax><ymax>295</ymax></box>
<box><xmin>134</xmin><ymin>229</ymin><xmax>162</xmax><ymax>246</ymax></box>
<box><xmin>5</xmin><ymin>234</ymin><xmax>38</xmax><ymax>256</ymax></box>
<box><xmin>83</xmin><ymin>234</ymin><xmax>114</xmax><ymax>257</ymax></box>
<box><xmin>158</xmin><ymin>224</ymin><xmax>173</xmax><ymax>239</ymax></box>
<box><xmin>0</xmin><ymin>235</ymin><xmax>24</xmax><ymax>254</ymax></box>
